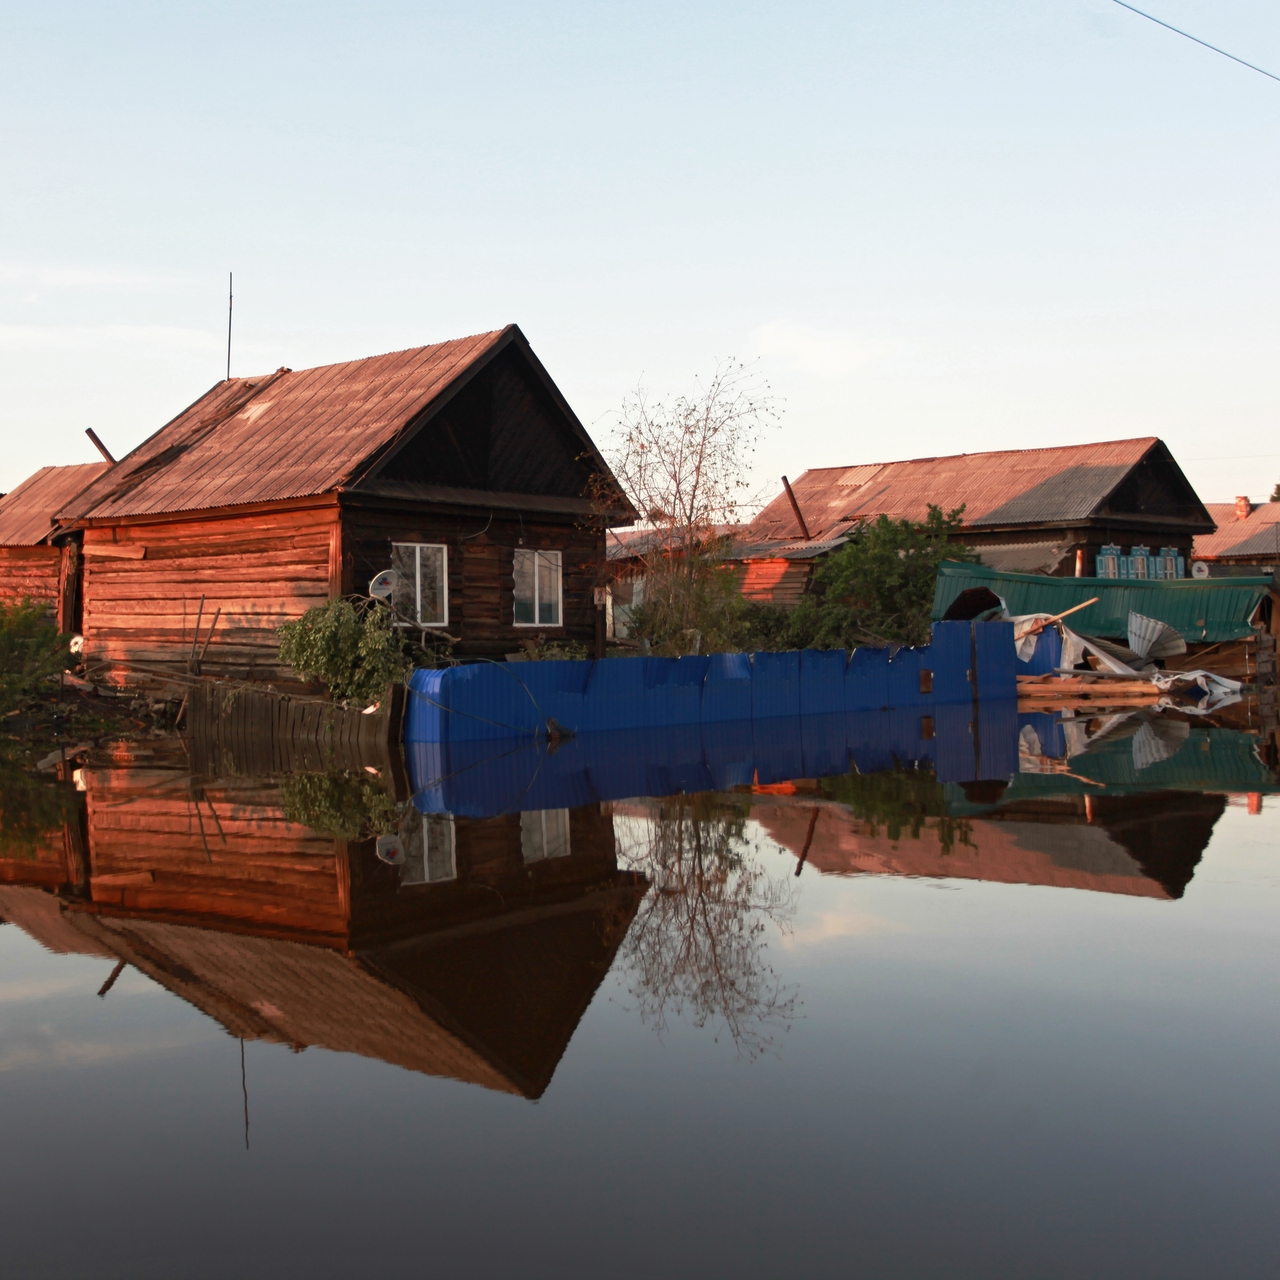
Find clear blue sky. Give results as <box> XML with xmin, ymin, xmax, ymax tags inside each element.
<box><xmin>3</xmin><ymin>0</ymin><xmax>1279</xmax><ymax>506</ymax></box>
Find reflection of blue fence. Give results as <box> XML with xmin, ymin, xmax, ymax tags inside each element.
<box><xmin>406</xmin><ymin>700</ymin><xmax>1019</xmax><ymax>818</ymax></box>
<box><xmin>404</xmin><ymin>621</ymin><xmax>1015</xmax><ymax>746</ymax></box>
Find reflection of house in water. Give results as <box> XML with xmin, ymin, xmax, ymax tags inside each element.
<box><xmin>0</xmin><ymin>760</ymin><xmax>645</xmax><ymax>1099</ymax></box>
<box><xmin>753</xmin><ymin>788</ymin><xmax>1224</xmax><ymax>900</ymax></box>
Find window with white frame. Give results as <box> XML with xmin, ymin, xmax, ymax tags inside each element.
<box><xmin>391</xmin><ymin>543</ymin><xmax>448</xmax><ymax>627</ymax></box>
<box><xmin>513</xmin><ymin>549</ymin><xmax>562</xmax><ymax>626</ymax></box>
<box><xmin>400</xmin><ymin>812</ymin><xmax>457</xmax><ymax>885</ymax></box>
<box><xmin>521</xmin><ymin>809</ymin><xmax>571</xmax><ymax>863</ymax></box>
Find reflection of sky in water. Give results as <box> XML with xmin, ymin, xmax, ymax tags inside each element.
<box><xmin>0</xmin><ymin>737</ymin><xmax>1278</xmax><ymax>1278</ymax></box>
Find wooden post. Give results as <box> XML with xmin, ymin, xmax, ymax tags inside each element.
<box><xmin>781</xmin><ymin>476</ymin><xmax>812</xmax><ymax>541</ymax></box>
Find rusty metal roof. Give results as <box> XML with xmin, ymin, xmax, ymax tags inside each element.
<box><xmin>0</xmin><ymin>463</ymin><xmax>110</xmax><ymax>545</ymax></box>
<box><xmin>60</xmin><ymin>325</ymin><xmax>612</xmax><ymax>524</ymax></box>
<box><xmin>747</xmin><ymin>439</ymin><xmax>1205</xmax><ymax>542</ymax></box>
<box><xmin>1195</xmin><ymin>502</ymin><xmax>1280</xmax><ymax>560</ymax></box>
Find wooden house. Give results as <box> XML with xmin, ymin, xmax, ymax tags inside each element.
<box><xmin>0</xmin><ymin>463</ymin><xmax>109</xmax><ymax>618</ymax></box>
<box><xmin>726</xmin><ymin>439</ymin><xmax>1215</xmax><ymax>606</ymax></box>
<box><xmin>1194</xmin><ymin>497</ymin><xmax>1280</xmax><ymax>572</ymax></box>
<box><xmin>53</xmin><ymin>326</ymin><xmax>634</xmax><ymax>686</ymax></box>
<box><xmin>3</xmin><ymin>753</ymin><xmax>646</xmax><ymax>1098</ymax></box>
<box><xmin>751</xmin><ymin>788</ymin><xmax>1223</xmax><ymax>901</ymax></box>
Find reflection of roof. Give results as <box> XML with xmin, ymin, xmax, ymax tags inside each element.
<box><xmin>0</xmin><ymin>463</ymin><xmax>109</xmax><ymax>545</ymax></box>
<box><xmin>1195</xmin><ymin>502</ymin><xmax>1280</xmax><ymax>561</ymax></box>
<box><xmin>753</xmin><ymin>800</ymin><xmax>1176</xmax><ymax>899</ymax></box>
<box><xmin>744</xmin><ymin>439</ymin><xmax>1211</xmax><ymax>545</ymax></box>
<box><xmin>933</xmin><ymin>561</ymin><xmax>1271</xmax><ymax>643</ymax></box>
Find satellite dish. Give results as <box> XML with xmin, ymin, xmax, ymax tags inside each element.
<box><xmin>375</xmin><ymin>834</ymin><xmax>405</xmax><ymax>865</ymax></box>
<box><xmin>1191</xmin><ymin>561</ymin><xmax>1209</xmax><ymax>579</ymax></box>
<box><xmin>369</xmin><ymin>569</ymin><xmax>397</xmax><ymax>600</ymax></box>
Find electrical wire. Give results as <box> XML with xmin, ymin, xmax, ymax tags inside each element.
<box><xmin>1112</xmin><ymin>1</ymin><xmax>1280</xmax><ymax>84</ymax></box>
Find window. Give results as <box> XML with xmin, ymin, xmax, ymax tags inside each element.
<box><xmin>391</xmin><ymin>543</ymin><xmax>448</xmax><ymax>627</ymax></box>
<box><xmin>1096</xmin><ymin>545</ymin><xmax>1121</xmax><ymax>579</ymax></box>
<box><xmin>521</xmin><ymin>809</ymin><xmax>571</xmax><ymax>863</ymax></box>
<box><xmin>513</xmin><ymin>549</ymin><xmax>562</xmax><ymax>626</ymax></box>
<box><xmin>1157</xmin><ymin>547</ymin><xmax>1185</xmax><ymax>580</ymax></box>
<box><xmin>401</xmin><ymin>813</ymin><xmax>457</xmax><ymax>885</ymax></box>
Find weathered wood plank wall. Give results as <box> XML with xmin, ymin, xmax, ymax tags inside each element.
<box><xmin>343</xmin><ymin>502</ymin><xmax>605</xmax><ymax>658</ymax></box>
<box><xmin>82</xmin><ymin>767</ymin><xmax>347</xmax><ymax>937</ymax></box>
<box><xmin>81</xmin><ymin>504</ymin><xmax>336</xmax><ymax>685</ymax></box>
<box><xmin>0</xmin><ymin>545</ymin><xmax>62</xmax><ymax>611</ymax></box>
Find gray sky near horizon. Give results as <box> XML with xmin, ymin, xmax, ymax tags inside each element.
<box><xmin>2</xmin><ymin>0</ymin><xmax>1279</xmax><ymax>507</ymax></box>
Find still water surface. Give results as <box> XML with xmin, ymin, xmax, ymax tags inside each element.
<box><xmin>1</xmin><ymin>723</ymin><xmax>1278</xmax><ymax>1279</ymax></box>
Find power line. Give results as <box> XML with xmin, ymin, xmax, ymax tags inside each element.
<box><xmin>1112</xmin><ymin>1</ymin><xmax>1280</xmax><ymax>84</ymax></box>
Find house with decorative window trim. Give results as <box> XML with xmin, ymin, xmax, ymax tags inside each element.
<box><xmin>715</xmin><ymin>438</ymin><xmax>1215</xmax><ymax>605</ymax></box>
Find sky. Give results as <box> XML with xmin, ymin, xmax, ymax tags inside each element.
<box><xmin>2</xmin><ymin>0</ymin><xmax>1279</xmax><ymax>508</ymax></box>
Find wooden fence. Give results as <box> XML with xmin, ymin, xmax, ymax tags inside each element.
<box><xmin>184</xmin><ymin>680</ymin><xmax>405</xmax><ymax>783</ymax></box>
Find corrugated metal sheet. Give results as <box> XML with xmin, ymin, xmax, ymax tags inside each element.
<box><xmin>404</xmin><ymin>623</ymin><xmax>1015</xmax><ymax>746</ymax></box>
<box><xmin>59</xmin><ymin>328</ymin><xmax>521</xmax><ymax>522</ymax></box>
<box><xmin>932</xmin><ymin>560</ymin><xmax>1270</xmax><ymax>642</ymax></box>
<box><xmin>1195</xmin><ymin>502</ymin><xmax>1280</xmax><ymax>560</ymax></box>
<box><xmin>974</xmin><ymin>542</ymin><xmax>1072</xmax><ymax>575</ymax></box>
<box><xmin>746</xmin><ymin>438</ymin><xmax>1185</xmax><ymax>543</ymax></box>
<box><xmin>0</xmin><ymin>462</ymin><xmax>110</xmax><ymax>545</ymax></box>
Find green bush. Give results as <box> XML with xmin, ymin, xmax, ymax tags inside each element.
<box><xmin>0</xmin><ymin>744</ymin><xmax>79</xmax><ymax>861</ymax></box>
<box><xmin>279</xmin><ymin>769</ymin><xmax>400</xmax><ymax>840</ymax></box>
<box><xmin>788</xmin><ymin>505</ymin><xmax>977</xmax><ymax>648</ymax></box>
<box><xmin>277</xmin><ymin>597</ymin><xmax>409</xmax><ymax>704</ymax></box>
<box><xmin>819</xmin><ymin>765</ymin><xmax>973</xmax><ymax>855</ymax></box>
<box><xmin>0</xmin><ymin>599</ymin><xmax>70</xmax><ymax>716</ymax></box>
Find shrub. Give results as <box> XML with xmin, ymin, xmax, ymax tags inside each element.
<box><xmin>788</xmin><ymin>505</ymin><xmax>977</xmax><ymax>648</ymax></box>
<box><xmin>0</xmin><ymin>599</ymin><xmax>70</xmax><ymax>716</ymax></box>
<box><xmin>279</xmin><ymin>769</ymin><xmax>400</xmax><ymax>840</ymax></box>
<box><xmin>277</xmin><ymin>597</ymin><xmax>409</xmax><ymax>704</ymax></box>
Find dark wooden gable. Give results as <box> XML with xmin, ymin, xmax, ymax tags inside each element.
<box><xmin>374</xmin><ymin>343</ymin><xmax>598</xmax><ymax>501</ymax></box>
<box><xmin>1098</xmin><ymin>443</ymin><xmax>1212</xmax><ymax>526</ymax></box>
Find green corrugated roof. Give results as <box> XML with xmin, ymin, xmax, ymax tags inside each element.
<box><xmin>932</xmin><ymin>560</ymin><xmax>1271</xmax><ymax>643</ymax></box>
<box><xmin>945</xmin><ymin>724</ymin><xmax>1279</xmax><ymax>811</ymax></box>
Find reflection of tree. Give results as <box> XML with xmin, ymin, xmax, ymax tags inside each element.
<box><xmin>612</xmin><ymin>794</ymin><xmax>798</xmax><ymax>1059</ymax></box>
<box><xmin>820</xmin><ymin>765</ymin><xmax>973</xmax><ymax>854</ymax></box>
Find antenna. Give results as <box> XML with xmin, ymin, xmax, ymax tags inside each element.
<box><xmin>226</xmin><ymin>272</ymin><xmax>234</xmax><ymax>382</ymax></box>
<box><xmin>241</xmin><ymin>1038</ymin><xmax>250</xmax><ymax>1149</ymax></box>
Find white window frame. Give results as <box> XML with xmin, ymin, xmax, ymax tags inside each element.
<box><xmin>400</xmin><ymin>813</ymin><xmax>457</xmax><ymax>886</ymax></box>
<box><xmin>513</xmin><ymin>548</ymin><xmax>563</xmax><ymax>628</ymax></box>
<box><xmin>521</xmin><ymin>809</ymin><xmax>571</xmax><ymax>863</ymax></box>
<box><xmin>390</xmin><ymin>542</ymin><xmax>449</xmax><ymax>628</ymax></box>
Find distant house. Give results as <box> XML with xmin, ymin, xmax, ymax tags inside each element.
<box><xmin>726</xmin><ymin>438</ymin><xmax>1215</xmax><ymax>606</ymax></box>
<box><xmin>0</xmin><ymin>463</ymin><xmax>109</xmax><ymax>619</ymax></box>
<box><xmin>54</xmin><ymin>326</ymin><xmax>634</xmax><ymax>686</ymax></box>
<box><xmin>1193</xmin><ymin>497</ymin><xmax>1280</xmax><ymax>572</ymax></box>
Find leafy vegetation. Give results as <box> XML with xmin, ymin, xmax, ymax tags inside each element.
<box><xmin>0</xmin><ymin>744</ymin><xmax>80</xmax><ymax>861</ymax></box>
<box><xmin>788</xmin><ymin>505</ymin><xmax>977</xmax><ymax>648</ymax></box>
<box><xmin>279</xmin><ymin>769</ymin><xmax>401</xmax><ymax>840</ymax></box>
<box><xmin>0</xmin><ymin>599</ymin><xmax>70</xmax><ymax>717</ymax></box>
<box><xmin>819</xmin><ymin>764</ymin><xmax>973</xmax><ymax>855</ymax></box>
<box><xmin>277</xmin><ymin>597</ymin><xmax>409</xmax><ymax>703</ymax></box>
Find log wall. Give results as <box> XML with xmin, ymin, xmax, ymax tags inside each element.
<box><xmin>82</xmin><ymin>768</ymin><xmax>348</xmax><ymax>939</ymax></box>
<box><xmin>342</xmin><ymin>502</ymin><xmax>605</xmax><ymax>658</ymax></box>
<box><xmin>80</xmin><ymin>503</ymin><xmax>337</xmax><ymax>686</ymax></box>
<box><xmin>0</xmin><ymin>545</ymin><xmax>62</xmax><ymax>612</ymax></box>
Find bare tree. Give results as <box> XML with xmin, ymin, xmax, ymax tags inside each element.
<box><xmin>601</xmin><ymin>360</ymin><xmax>781</xmax><ymax>650</ymax></box>
<box><xmin>612</xmin><ymin>793</ymin><xmax>799</xmax><ymax>1059</ymax></box>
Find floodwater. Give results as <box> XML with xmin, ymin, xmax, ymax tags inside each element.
<box><xmin>1</xmin><ymin>710</ymin><xmax>1279</xmax><ymax>1279</ymax></box>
